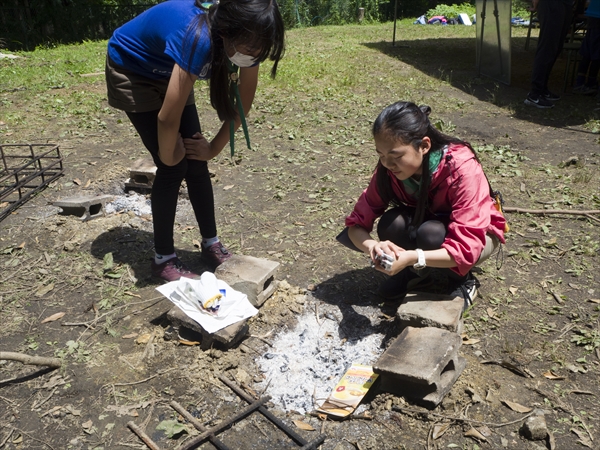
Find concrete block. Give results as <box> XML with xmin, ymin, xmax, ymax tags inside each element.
<box><xmin>54</xmin><ymin>194</ymin><xmax>113</xmax><ymax>221</ymax></box>
<box><xmin>125</xmin><ymin>158</ymin><xmax>157</xmax><ymax>190</ymax></box>
<box><xmin>373</xmin><ymin>326</ymin><xmax>465</xmax><ymax>408</ymax></box>
<box><xmin>214</xmin><ymin>254</ymin><xmax>279</xmax><ymax>307</ymax></box>
<box><xmin>167</xmin><ymin>305</ymin><xmax>249</xmax><ymax>351</ymax></box>
<box><xmin>397</xmin><ymin>291</ymin><xmax>464</xmax><ymax>334</ymax></box>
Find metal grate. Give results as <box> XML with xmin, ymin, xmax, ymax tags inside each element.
<box><xmin>127</xmin><ymin>374</ymin><xmax>327</xmax><ymax>450</ymax></box>
<box><xmin>0</xmin><ymin>143</ymin><xmax>64</xmax><ymax>222</ymax></box>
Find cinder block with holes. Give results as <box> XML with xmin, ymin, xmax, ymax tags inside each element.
<box><xmin>125</xmin><ymin>158</ymin><xmax>157</xmax><ymax>190</ymax></box>
<box><xmin>214</xmin><ymin>254</ymin><xmax>280</xmax><ymax>307</ymax></box>
<box><xmin>167</xmin><ymin>305</ymin><xmax>249</xmax><ymax>350</ymax></box>
<box><xmin>54</xmin><ymin>194</ymin><xmax>113</xmax><ymax>221</ymax></box>
<box><xmin>397</xmin><ymin>292</ymin><xmax>464</xmax><ymax>334</ymax></box>
<box><xmin>373</xmin><ymin>326</ymin><xmax>465</xmax><ymax>408</ymax></box>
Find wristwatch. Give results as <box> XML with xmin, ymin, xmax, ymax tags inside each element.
<box><xmin>413</xmin><ymin>248</ymin><xmax>426</xmax><ymax>270</ymax></box>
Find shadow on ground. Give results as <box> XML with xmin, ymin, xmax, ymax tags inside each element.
<box><xmin>89</xmin><ymin>226</ymin><xmax>213</xmax><ymax>288</ymax></box>
<box><xmin>363</xmin><ymin>36</ymin><xmax>598</xmax><ymax>127</ymax></box>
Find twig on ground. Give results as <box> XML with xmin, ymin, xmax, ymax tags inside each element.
<box><xmin>392</xmin><ymin>405</ymin><xmax>536</xmax><ymax>428</ymax></box>
<box><xmin>0</xmin><ymin>428</ymin><xmax>14</xmax><ymax>448</ymax></box>
<box><xmin>127</xmin><ymin>421</ymin><xmax>160</xmax><ymax>450</ymax></box>
<box><xmin>31</xmin><ymin>387</ymin><xmax>58</xmax><ymax>411</ymax></box>
<box><xmin>0</xmin><ymin>352</ymin><xmax>61</xmax><ymax>368</ymax></box>
<box><xmin>12</xmin><ymin>428</ymin><xmax>55</xmax><ymax>450</ymax></box>
<box><xmin>248</xmin><ymin>334</ymin><xmax>273</xmax><ymax>347</ymax></box>
<box><xmin>503</xmin><ymin>207</ymin><xmax>600</xmax><ymax>223</ymax></box>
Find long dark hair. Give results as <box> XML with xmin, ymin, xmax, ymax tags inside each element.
<box><xmin>187</xmin><ymin>0</ymin><xmax>285</xmax><ymax>121</ymax></box>
<box><xmin>372</xmin><ymin>101</ymin><xmax>477</xmax><ymax>229</ymax></box>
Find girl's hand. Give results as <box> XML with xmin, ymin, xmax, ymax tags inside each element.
<box><xmin>370</xmin><ymin>240</ymin><xmax>406</xmax><ymax>274</ymax></box>
<box><xmin>183</xmin><ymin>132</ymin><xmax>221</xmax><ymax>161</ymax></box>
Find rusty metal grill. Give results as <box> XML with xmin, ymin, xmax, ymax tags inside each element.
<box><xmin>0</xmin><ymin>143</ymin><xmax>64</xmax><ymax>222</ymax></box>
<box><xmin>127</xmin><ymin>374</ymin><xmax>327</xmax><ymax>450</ymax></box>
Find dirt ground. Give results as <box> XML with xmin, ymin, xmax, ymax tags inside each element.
<box><xmin>1</xmin><ymin>24</ymin><xmax>599</xmax><ymax>450</ymax></box>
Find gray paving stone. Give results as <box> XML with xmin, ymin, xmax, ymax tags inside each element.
<box><xmin>373</xmin><ymin>326</ymin><xmax>466</xmax><ymax>408</ymax></box>
<box><xmin>167</xmin><ymin>305</ymin><xmax>249</xmax><ymax>351</ymax></box>
<box><xmin>125</xmin><ymin>158</ymin><xmax>157</xmax><ymax>190</ymax></box>
<box><xmin>397</xmin><ymin>291</ymin><xmax>464</xmax><ymax>333</ymax></box>
<box><xmin>54</xmin><ymin>194</ymin><xmax>113</xmax><ymax>221</ymax></box>
<box><xmin>214</xmin><ymin>254</ymin><xmax>280</xmax><ymax>307</ymax></box>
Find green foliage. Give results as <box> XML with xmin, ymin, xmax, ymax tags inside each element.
<box><xmin>426</xmin><ymin>3</ymin><xmax>476</xmax><ymax>19</ymax></box>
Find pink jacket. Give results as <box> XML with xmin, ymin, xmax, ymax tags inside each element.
<box><xmin>345</xmin><ymin>143</ymin><xmax>506</xmax><ymax>275</ymax></box>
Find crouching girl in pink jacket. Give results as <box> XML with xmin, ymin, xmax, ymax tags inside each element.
<box><xmin>339</xmin><ymin>101</ymin><xmax>506</xmax><ymax>311</ymax></box>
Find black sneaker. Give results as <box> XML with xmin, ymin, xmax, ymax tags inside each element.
<box><xmin>542</xmin><ymin>90</ymin><xmax>560</xmax><ymax>101</ymax></box>
<box><xmin>448</xmin><ymin>272</ymin><xmax>480</xmax><ymax>313</ymax></box>
<box><xmin>377</xmin><ymin>268</ymin><xmax>432</xmax><ymax>300</ymax></box>
<box><xmin>524</xmin><ymin>93</ymin><xmax>554</xmax><ymax>109</ymax></box>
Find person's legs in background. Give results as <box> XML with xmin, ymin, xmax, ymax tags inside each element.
<box><xmin>525</xmin><ymin>0</ymin><xmax>573</xmax><ymax>108</ymax></box>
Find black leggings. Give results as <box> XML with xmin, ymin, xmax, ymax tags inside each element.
<box><xmin>377</xmin><ymin>206</ymin><xmax>446</xmax><ymax>250</ymax></box>
<box><xmin>126</xmin><ymin>104</ymin><xmax>217</xmax><ymax>255</ymax></box>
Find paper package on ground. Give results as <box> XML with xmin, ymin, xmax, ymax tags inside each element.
<box><xmin>317</xmin><ymin>363</ymin><xmax>379</xmax><ymax>418</ymax></box>
<box><xmin>156</xmin><ymin>272</ymin><xmax>258</xmax><ymax>334</ymax></box>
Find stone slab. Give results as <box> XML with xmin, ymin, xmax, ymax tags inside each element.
<box><xmin>167</xmin><ymin>306</ymin><xmax>249</xmax><ymax>351</ymax></box>
<box><xmin>54</xmin><ymin>194</ymin><xmax>113</xmax><ymax>221</ymax></box>
<box><xmin>373</xmin><ymin>326</ymin><xmax>466</xmax><ymax>407</ymax></box>
<box><xmin>398</xmin><ymin>291</ymin><xmax>464</xmax><ymax>334</ymax></box>
<box><xmin>214</xmin><ymin>254</ymin><xmax>280</xmax><ymax>307</ymax></box>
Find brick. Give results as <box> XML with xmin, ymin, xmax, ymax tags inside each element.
<box><xmin>397</xmin><ymin>291</ymin><xmax>464</xmax><ymax>334</ymax></box>
<box><xmin>125</xmin><ymin>158</ymin><xmax>157</xmax><ymax>190</ymax></box>
<box><xmin>54</xmin><ymin>194</ymin><xmax>113</xmax><ymax>221</ymax></box>
<box><xmin>214</xmin><ymin>254</ymin><xmax>280</xmax><ymax>307</ymax></box>
<box><xmin>373</xmin><ymin>326</ymin><xmax>466</xmax><ymax>408</ymax></box>
<box><xmin>167</xmin><ymin>305</ymin><xmax>248</xmax><ymax>350</ymax></box>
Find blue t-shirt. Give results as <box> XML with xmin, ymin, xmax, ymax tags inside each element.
<box><xmin>108</xmin><ymin>0</ymin><xmax>211</xmax><ymax>80</ymax></box>
<box><xmin>586</xmin><ymin>0</ymin><xmax>600</xmax><ymax>18</ymax></box>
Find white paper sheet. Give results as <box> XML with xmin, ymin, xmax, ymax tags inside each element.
<box><xmin>156</xmin><ymin>276</ymin><xmax>258</xmax><ymax>334</ymax></box>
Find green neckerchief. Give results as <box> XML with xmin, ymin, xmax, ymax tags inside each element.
<box><xmin>227</xmin><ymin>61</ymin><xmax>251</xmax><ymax>157</ymax></box>
<box><xmin>401</xmin><ymin>148</ymin><xmax>443</xmax><ymax>197</ymax></box>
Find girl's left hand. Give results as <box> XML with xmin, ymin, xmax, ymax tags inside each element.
<box><xmin>183</xmin><ymin>132</ymin><xmax>221</xmax><ymax>160</ymax></box>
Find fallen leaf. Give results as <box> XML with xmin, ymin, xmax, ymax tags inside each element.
<box><xmin>509</xmin><ymin>286</ymin><xmax>518</xmax><ymax>295</ymax></box>
<box><xmin>122</xmin><ymin>333</ymin><xmax>138</xmax><ymax>339</ymax></box>
<box><xmin>135</xmin><ymin>333</ymin><xmax>152</xmax><ymax>344</ymax></box>
<box><xmin>156</xmin><ymin>419</ymin><xmax>188</xmax><ymax>438</ymax></box>
<box><xmin>84</xmin><ymin>179</ymin><xmax>91</xmax><ymax>188</ymax></box>
<box><xmin>178</xmin><ymin>339</ymin><xmax>200</xmax><ymax>346</ymax></box>
<box><xmin>464</xmin><ymin>427</ymin><xmax>487</xmax><ymax>441</ymax></box>
<box><xmin>571</xmin><ymin>428</ymin><xmax>593</xmax><ymax>448</ymax></box>
<box><xmin>73</xmin><ymin>178</ymin><xmax>81</xmax><ymax>185</ymax></box>
<box><xmin>463</xmin><ymin>338</ymin><xmax>481</xmax><ymax>345</ymax></box>
<box><xmin>35</xmin><ymin>283</ymin><xmax>55</xmax><ymax>297</ymax></box>
<box><xmin>41</xmin><ymin>312</ymin><xmax>65</xmax><ymax>323</ymax></box>
<box><xmin>12</xmin><ymin>434</ymin><xmax>23</xmax><ymax>444</ymax></box>
<box><xmin>0</xmin><ymin>202</ymin><xmax>8</xmax><ymax>208</ymax></box>
<box><xmin>124</xmin><ymin>291</ymin><xmax>141</xmax><ymax>298</ymax></box>
<box><xmin>192</xmin><ymin>239</ymin><xmax>201</xmax><ymax>248</ymax></box>
<box><xmin>82</xmin><ymin>419</ymin><xmax>93</xmax><ymax>429</ymax></box>
<box><xmin>478</xmin><ymin>425</ymin><xmax>492</xmax><ymax>437</ymax></box>
<box><xmin>16</xmin><ymin>241</ymin><xmax>25</xmax><ymax>249</ymax></box>
<box><xmin>486</xmin><ymin>307</ymin><xmax>496</xmax><ymax>318</ymax></box>
<box><xmin>223</xmin><ymin>185</ymin><xmax>234</xmax><ymax>190</ymax></box>
<box><xmin>293</xmin><ymin>420</ymin><xmax>315</xmax><ymax>431</ymax></box>
<box><xmin>501</xmin><ymin>400</ymin><xmax>532</xmax><ymax>413</ymax></box>
<box><xmin>432</xmin><ymin>422</ymin><xmax>451</xmax><ymax>439</ymax></box>
<box><xmin>543</xmin><ymin>370</ymin><xmax>565</xmax><ymax>380</ymax></box>
<box><xmin>588</xmin><ymin>298</ymin><xmax>600</xmax><ymax>304</ymax></box>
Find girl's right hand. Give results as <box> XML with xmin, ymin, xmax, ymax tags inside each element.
<box><xmin>183</xmin><ymin>132</ymin><xmax>221</xmax><ymax>161</ymax></box>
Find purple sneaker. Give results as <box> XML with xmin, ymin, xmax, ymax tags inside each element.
<box><xmin>201</xmin><ymin>242</ymin><xmax>232</xmax><ymax>268</ymax></box>
<box><xmin>151</xmin><ymin>257</ymin><xmax>199</xmax><ymax>282</ymax></box>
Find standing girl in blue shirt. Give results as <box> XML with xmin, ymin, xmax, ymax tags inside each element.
<box><xmin>106</xmin><ymin>0</ymin><xmax>285</xmax><ymax>281</ymax></box>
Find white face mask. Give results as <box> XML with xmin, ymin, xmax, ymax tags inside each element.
<box><xmin>227</xmin><ymin>44</ymin><xmax>258</xmax><ymax>68</ymax></box>
<box><xmin>228</xmin><ymin>51</ymin><xmax>257</xmax><ymax>68</ymax></box>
